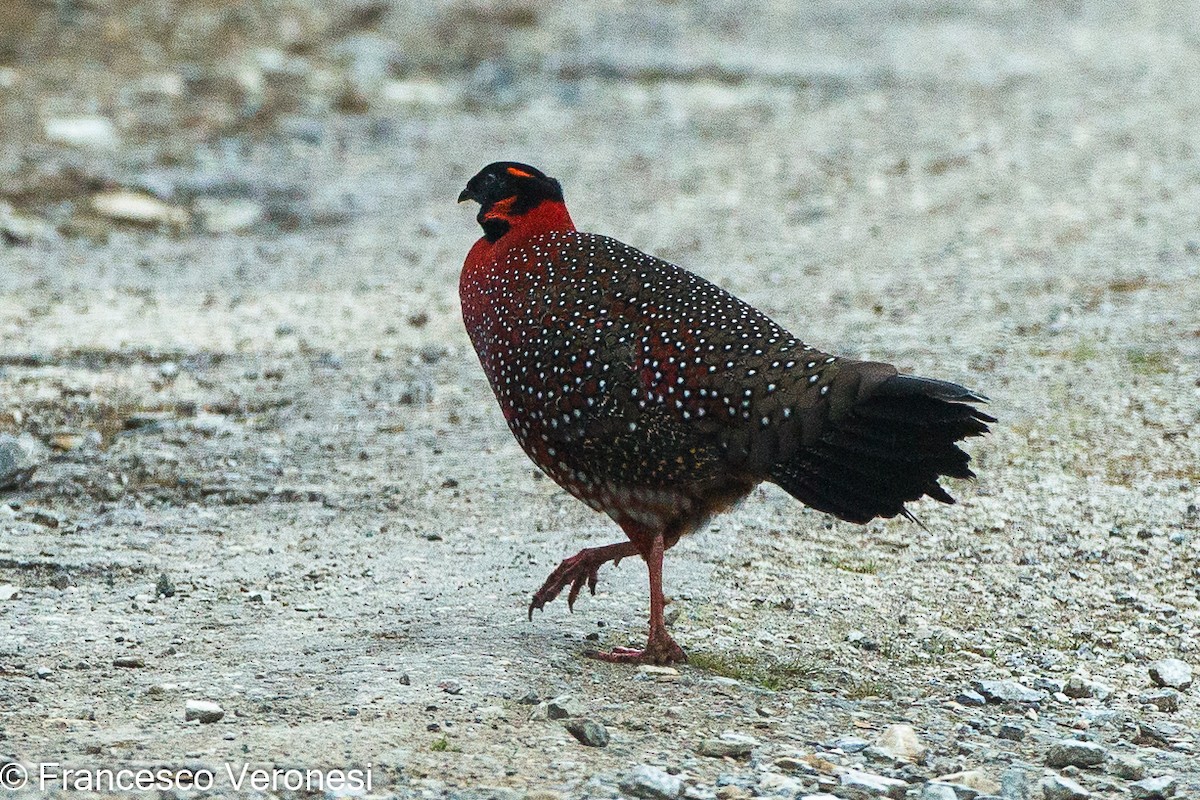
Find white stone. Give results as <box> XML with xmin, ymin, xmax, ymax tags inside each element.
<box><xmin>44</xmin><ymin>115</ymin><xmax>119</xmax><ymax>149</ymax></box>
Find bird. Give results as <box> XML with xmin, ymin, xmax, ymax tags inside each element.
<box><xmin>457</xmin><ymin>161</ymin><xmax>993</xmax><ymax>665</ymax></box>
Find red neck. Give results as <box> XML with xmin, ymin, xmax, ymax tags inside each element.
<box><xmin>465</xmin><ymin>200</ymin><xmax>576</xmax><ymax>267</ymax></box>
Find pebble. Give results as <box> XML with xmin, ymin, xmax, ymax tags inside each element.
<box><xmin>956</xmin><ymin>689</ymin><xmax>987</xmax><ymax>706</ymax></box>
<box><xmin>44</xmin><ymin>115</ymin><xmax>119</xmax><ymax>149</ymax></box>
<box><xmin>545</xmin><ymin>694</ymin><xmax>584</xmax><ymax>720</ymax></box>
<box><xmin>757</xmin><ymin>773</ymin><xmax>802</xmax><ymax>796</ymax></box>
<box><xmin>438</xmin><ymin>680</ymin><xmax>462</xmax><ymax>695</ymax></box>
<box><xmin>184</xmin><ymin>699</ymin><xmax>224</xmax><ymax>723</ymax></box>
<box><xmin>873</xmin><ymin>723</ymin><xmax>927</xmax><ymax>763</ymax></box>
<box><xmin>1128</xmin><ymin>775</ymin><xmax>1177</xmax><ymax>800</ymax></box>
<box><xmin>1040</xmin><ymin>775</ymin><xmax>1089</xmax><ymax>800</ymax></box>
<box><xmin>1133</xmin><ymin>721</ymin><xmax>1179</xmax><ymax>746</ymax></box>
<box><xmin>619</xmin><ymin>765</ymin><xmax>682</xmax><ymax>800</ymax></box>
<box><xmin>973</xmin><ymin>679</ymin><xmax>1046</xmax><ymax>704</ymax></box>
<box><xmin>112</xmin><ymin>656</ymin><xmax>145</xmax><ymax>668</ymax></box>
<box><xmin>35</xmin><ymin>666</ymin><xmax>53</xmax><ymax>679</ymax></box>
<box><xmin>832</xmin><ymin>736</ymin><xmax>870</xmax><ymax>753</ymax></box>
<box><xmin>697</xmin><ymin>733</ymin><xmax>756</xmax><ymax>760</ymax></box>
<box><xmin>919</xmin><ymin>784</ymin><xmax>960</xmax><ymax>800</ymax></box>
<box><xmin>999</xmin><ymin>767</ymin><xmax>1031</xmax><ymax>800</ymax></box>
<box><xmin>91</xmin><ymin>190</ymin><xmax>189</xmax><ymax>227</ymax></box>
<box><xmin>638</xmin><ymin>664</ymin><xmax>680</xmax><ymax>678</ymax></box>
<box><xmin>1147</xmin><ymin>659</ymin><xmax>1192</xmax><ymax>690</ymax></box>
<box><xmin>1063</xmin><ymin>676</ymin><xmax>1112</xmax><ymax>700</ymax></box>
<box><xmin>998</xmin><ymin>722</ymin><xmax>1026</xmax><ymax>741</ymax></box>
<box><xmin>1108</xmin><ymin>754</ymin><xmax>1146</xmax><ymax>780</ymax></box>
<box><xmin>0</xmin><ymin>201</ymin><xmax>56</xmax><ymax>245</ymax></box>
<box><xmin>839</xmin><ymin>769</ymin><xmax>909</xmax><ymax>799</ymax></box>
<box><xmin>1138</xmin><ymin>688</ymin><xmax>1179</xmax><ymax>712</ymax></box>
<box><xmin>1045</xmin><ymin>739</ymin><xmax>1107</xmax><ymax>768</ymax></box>
<box><xmin>564</xmin><ymin>718</ymin><xmax>609</xmax><ymax>748</ymax></box>
<box><xmin>936</xmin><ymin>770</ymin><xmax>1000</xmax><ymax>795</ymax></box>
<box><xmin>0</xmin><ymin>584</ymin><xmax>18</xmax><ymax>601</ymax></box>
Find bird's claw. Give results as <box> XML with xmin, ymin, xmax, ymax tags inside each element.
<box><xmin>527</xmin><ymin>544</ymin><xmax>636</xmax><ymax>619</ymax></box>
<box><xmin>585</xmin><ymin>627</ymin><xmax>687</xmax><ymax>665</ymax></box>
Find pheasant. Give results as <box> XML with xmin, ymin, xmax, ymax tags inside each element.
<box><xmin>457</xmin><ymin>162</ymin><xmax>993</xmax><ymax>665</ymax></box>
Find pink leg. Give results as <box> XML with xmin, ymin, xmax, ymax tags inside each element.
<box><xmin>587</xmin><ymin>532</ymin><xmax>687</xmax><ymax>665</ymax></box>
<box><xmin>528</xmin><ymin>541</ymin><xmax>640</xmax><ymax>619</ymax></box>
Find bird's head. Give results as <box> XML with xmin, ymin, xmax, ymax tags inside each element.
<box><xmin>458</xmin><ymin>162</ymin><xmax>568</xmax><ymax>243</ymax></box>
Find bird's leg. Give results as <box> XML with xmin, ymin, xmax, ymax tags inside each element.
<box><xmin>587</xmin><ymin>532</ymin><xmax>687</xmax><ymax>665</ymax></box>
<box><xmin>528</xmin><ymin>541</ymin><xmax>640</xmax><ymax>619</ymax></box>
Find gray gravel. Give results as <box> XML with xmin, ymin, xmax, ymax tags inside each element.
<box><xmin>1</xmin><ymin>1</ymin><xmax>1199</xmax><ymax>799</ymax></box>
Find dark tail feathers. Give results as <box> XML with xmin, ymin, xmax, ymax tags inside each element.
<box><xmin>769</xmin><ymin>374</ymin><xmax>994</xmax><ymax>524</ymax></box>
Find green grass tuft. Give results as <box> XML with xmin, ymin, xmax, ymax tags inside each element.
<box><xmin>689</xmin><ymin>650</ymin><xmax>821</xmax><ymax>691</ymax></box>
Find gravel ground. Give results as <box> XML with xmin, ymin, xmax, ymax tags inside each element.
<box><xmin>1</xmin><ymin>2</ymin><xmax>1198</xmax><ymax>799</ymax></box>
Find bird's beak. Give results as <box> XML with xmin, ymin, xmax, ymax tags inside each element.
<box><xmin>457</xmin><ymin>188</ymin><xmax>475</xmax><ymax>204</ymax></box>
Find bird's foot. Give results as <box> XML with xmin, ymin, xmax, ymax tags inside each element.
<box><xmin>528</xmin><ymin>541</ymin><xmax>639</xmax><ymax>619</ymax></box>
<box><xmin>586</xmin><ymin>626</ymin><xmax>687</xmax><ymax>666</ymax></box>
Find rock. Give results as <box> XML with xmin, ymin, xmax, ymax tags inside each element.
<box><xmin>757</xmin><ymin>773</ymin><xmax>803</xmax><ymax>796</ymax></box>
<box><xmin>1128</xmin><ymin>776</ymin><xmax>1177</xmax><ymax>800</ymax></box>
<box><xmin>697</xmin><ymin>733</ymin><xmax>756</xmax><ymax>760</ymax></box>
<box><xmin>35</xmin><ymin>666</ymin><xmax>52</xmax><ymax>679</ymax></box>
<box><xmin>564</xmin><ymin>718</ymin><xmax>609</xmax><ymax>748</ymax></box>
<box><xmin>638</xmin><ymin>664</ymin><xmax>679</xmax><ymax>677</ymax></box>
<box><xmin>1148</xmin><ymin>659</ymin><xmax>1192</xmax><ymax>690</ymax></box>
<box><xmin>874</xmin><ymin>723</ymin><xmax>927</xmax><ymax>763</ymax></box>
<box><xmin>112</xmin><ymin>656</ymin><xmax>144</xmax><ymax>668</ymax></box>
<box><xmin>1063</xmin><ymin>676</ymin><xmax>1112</xmax><ymax>700</ymax></box>
<box><xmin>974</xmin><ymin>679</ymin><xmax>1046</xmax><ymax>704</ymax></box>
<box><xmin>998</xmin><ymin>722</ymin><xmax>1026</xmax><ymax>740</ymax></box>
<box><xmin>184</xmin><ymin>699</ymin><xmax>224</xmax><ymax>723</ymax></box>
<box><xmin>438</xmin><ymin>679</ymin><xmax>462</xmax><ymax>695</ymax></box>
<box><xmin>516</xmin><ymin>690</ymin><xmax>539</xmax><ymax>704</ymax></box>
<box><xmin>398</xmin><ymin>673</ymin><xmax>411</xmax><ymax>686</ymax></box>
<box><xmin>619</xmin><ymin>765</ymin><xmax>682</xmax><ymax>799</ymax></box>
<box><xmin>155</xmin><ymin>573</ymin><xmax>176</xmax><ymax>598</ymax></box>
<box><xmin>91</xmin><ymin>191</ymin><xmax>188</xmax><ymax>227</ymax></box>
<box><xmin>847</xmin><ymin>630</ymin><xmax>878</xmax><ymax>649</ymax></box>
<box><xmin>832</xmin><ymin>736</ymin><xmax>870</xmax><ymax>753</ymax></box>
<box><xmin>957</xmin><ymin>689</ymin><xmax>988</xmax><ymax>706</ymax></box>
<box><xmin>1040</xmin><ymin>775</ymin><xmax>1089</xmax><ymax>800</ymax></box>
<box><xmin>0</xmin><ymin>434</ymin><xmax>39</xmax><ymax>489</ymax></box>
<box><xmin>248</xmin><ymin>589</ymin><xmax>271</xmax><ymax>603</ymax></box>
<box><xmin>839</xmin><ymin>769</ymin><xmax>909</xmax><ymax>799</ymax></box>
<box><xmin>1045</xmin><ymin>739</ymin><xmax>1107</xmax><ymax>768</ymax></box>
<box><xmin>1132</xmin><ymin>720</ymin><xmax>1180</xmax><ymax>746</ymax></box>
<box><xmin>0</xmin><ymin>585</ymin><xmax>17</xmax><ymax>601</ymax></box>
<box><xmin>1108</xmin><ymin>754</ymin><xmax>1146</xmax><ymax>780</ymax></box>
<box><xmin>999</xmin><ymin>768</ymin><xmax>1030</xmax><ymax>800</ymax></box>
<box><xmin>195</xmin><ymin>198</ymin><xmax>264</xmax><ymax>233</ymax></box>
<box><xmin>545</xmin><ymin>694</ymin><xmax>584</xmax><ymax>719</ymax></box>
<box><xmin>1138</xmin><ymin>689</ymin><xmax>1180</xmax><ymax>712</ymax></box>
<box><xmin>44</xmin><ymin>115</ymin><xmax>119</xmax><ymax>149</ymax></box>
<box><xmin>936</xmin><ymin>770</ymin><xmax>1001</xmax><ymax>795</ymax></box>
<box><xmin>921</xmin><ymin>784</ymin><xmax>962</xmax><ymax>800</ymax></box>
<box><xmin>0</xmin><ymin>201</ymin><xmax>56</xmax><ymax>245</ymax></box>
